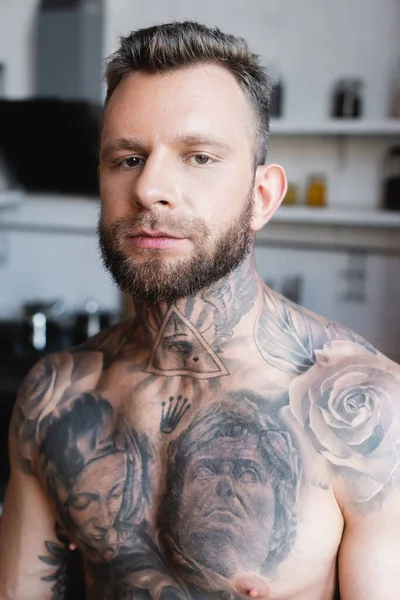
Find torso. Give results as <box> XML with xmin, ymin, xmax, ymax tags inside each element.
<box><xmin>17</xmin><ymin>288</ymin><xmax>400</xmax><ymax>599</ymax></box>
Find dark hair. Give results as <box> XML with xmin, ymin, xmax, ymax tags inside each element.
<box><xmin>104</xmin><ymin>21</ymin><xmax>272</xmax><ymax>165</ymax></box>
<box><xmin>40</xmin><ymin>393</ymin><xmax>114</xmax><ymax>488</ymax></box>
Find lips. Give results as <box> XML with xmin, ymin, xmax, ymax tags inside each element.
<box><xmin>128</xmin><ymin>231</ymin><xmax>187</xmax><ymax>249</ymax></box>
<box><xmin>203</xmin><ymin>506</ymin><xmax>242</xmax><ymax>520</ymax></box>
<box><xmin>130</xmin><ymin>229</ymin><xmax>183</xmax><ymax>239</ymax></box>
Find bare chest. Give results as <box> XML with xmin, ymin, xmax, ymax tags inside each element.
<box><xmin>38</xmin><ymin>370</ymin><xmax>343</xmax><ymax>600</ymax></box>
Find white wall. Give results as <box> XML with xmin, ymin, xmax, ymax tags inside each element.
<box><xmin>0</xmin><ymin>227</ymin><xmax>119</xmax><ymax>317</ymax></box>
<box><xmin>0</xmin><ymin>196</ymin><xmax>119</xmax><ymax>317</ymax></box>
<box><xmin>0</xmin><ymin>0</ymin><xmax>38</xmax><ymax>98</ymax></box>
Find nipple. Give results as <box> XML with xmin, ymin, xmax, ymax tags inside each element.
<box><xmin>234</xmin><ymin>574</ymin><xmax>271</xmax><ymax>599</ymax></box>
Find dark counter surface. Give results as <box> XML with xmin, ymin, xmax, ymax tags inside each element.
<box><xmin>0</xmin><ymin>319</ymin><xmax>48</xmax><ymax>499</ymax></box>
<box><xmin>0</xmin><ymin>354</ymin><xmax>37</xmax><ymax>498</ymax></box>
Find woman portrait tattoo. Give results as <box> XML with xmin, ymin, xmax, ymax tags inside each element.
<box><xmin>40</xmin><ymin>393</ymin><xmax>152</xmax><ymax>560</ymax></box>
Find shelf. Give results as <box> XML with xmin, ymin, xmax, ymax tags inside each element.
<box><xmin>271</xmin><ymin>206</ymin><xmax>400</xmax><ymax>227</ymax></box>
<box><xmin>269</xmin><ymin>119</ymin><xmax>400</xmax><ymax>136</ymax></box>
<box><xmin>0</xmin><ymin>194</ymin><xmax>100</xmax><ymax>233</ymax></box>
<box><xmin>0</xmin><ymin>190</ymin><xmax>22</xmax><ymax>209</ymax></box>
<box><xmin>259</xmin><ymin>207</ymin><xmax>400</xmax><ymax>253</ymax></box>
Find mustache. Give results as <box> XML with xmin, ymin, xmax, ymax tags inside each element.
<box><xmin>101</xmin><ymin>213</ymin><xmax>210</xmax><ymax>239</ymax></box>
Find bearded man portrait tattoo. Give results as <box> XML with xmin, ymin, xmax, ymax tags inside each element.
<box><xmin>158</xmin><ymin>397</ymin><xmax>301</xmax><ymax>594</ymax></box>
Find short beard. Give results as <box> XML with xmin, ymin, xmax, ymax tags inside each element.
<box><xmin>97</xmin><ymin>188</ymin><xmax>255</xmax><ymax>304</ymax></box>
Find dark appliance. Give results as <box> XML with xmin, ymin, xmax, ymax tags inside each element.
<box><xmin>0</xmin><ymin>98</ymin><xmax>101</xmax><ymax>195</ymax></box>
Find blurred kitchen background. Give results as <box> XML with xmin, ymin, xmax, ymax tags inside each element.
<box><xmin>0</xmin><ymin>0</ymin><xmax>400</xmax><ymax>499</ymax></box>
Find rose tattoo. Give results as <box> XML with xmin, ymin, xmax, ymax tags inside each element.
<box><xmin>289</xmin><ymin>341</ymin><xmax>400</xmax><ymax>502</ymax></box>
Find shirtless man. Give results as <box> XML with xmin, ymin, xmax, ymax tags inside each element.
<box><xmin>0</xmin><ymin>21</ymin><xmax>399</xmax><ymax>600</ymax></box>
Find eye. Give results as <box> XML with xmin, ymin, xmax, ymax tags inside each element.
<box><xmin>194</xmin><ymin>466</ymin><xmax>214</xmax><ymax>480</ymax></box>
<box><xmin>69</xmin><ymin>494</ymin><xmax>97</xmax><ymax>510</ymax></box>
<box><xmin>237</xmin><ymin>467</ymin><xmax>260</xmax><ymax>483</ymax></box>
<box><xmin>109</xmin><ymin>483</ymin><xmax>125</xmax><ymax>500</ymax></box>
<box><xmin>167</xmin><ymin>340</ymin><xmax>193</xmax><ymax>357</ymax></box>
<box><xmin>188</xmin><ymin>154</ymin><xmax>214</xmax><ymax>167</ymax></box>
<box><xmin>117</xmin><ymin>156</ymin><xmax>144</xmax><ymax>169</ymax></box>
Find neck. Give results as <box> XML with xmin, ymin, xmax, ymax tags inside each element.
<box><xmin>133</xmin><ymin>253</ymin><xmax>262</xmax><ymax>353</ymax></box>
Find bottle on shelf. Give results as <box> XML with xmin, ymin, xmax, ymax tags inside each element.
<box><xmin>392</xmin><ymin>60</ymin><xmax>400</xmax><ymax>118</ymax></box>
<box><xmin>306</xmin><ymin>174</ymin><xmax>327</xmax><ymax>208</ymax></box>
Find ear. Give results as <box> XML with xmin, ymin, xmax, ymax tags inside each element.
<box><xmin>251</xmin><ymin>164</ymin><xmax>287</xmax><ymax>232</ymax></box>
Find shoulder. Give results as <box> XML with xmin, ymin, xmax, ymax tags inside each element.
<box><xmin>257</xmin><ymin>287</ymin><xmax>400</xmax><ymax>511</ymax></box>
<box><xmin>15</xmin><ymin>342</ymin><xmax>104</xmax><ymax>426</ymax></box>
<box><xmin>71</xmin><ymin>318</ymin><xmax>135</xmax><ymax>365</ymax></box>
<box><xmin>12</xmin><ymin>319</ymin><xmax>136</xmax><ymax>473</ymax></box>
<box><xmin>288</xmin><ymin>336</ymin><xmax>400</xmax><ymax>513</ymax></box>
<box><xmin>11</xmin><ymin>351</ymin><xmax>76</xmax><ymax>474</ymax></box>
<box><xmin>256</xmin><ymin>287</ymin><xmax>377</xmax><ymax>376</ymax></box>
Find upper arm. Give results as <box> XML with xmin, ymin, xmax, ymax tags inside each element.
<box><xmin>285</xmin><ymin>335</ymin><xmax>400</xmax><ymax>598</ymax></box>
<box><xmin>0</xmin><ymin>358</ymin><xmax>73</xmax><ymax>600</ymax></box>
<box><xmin>338</xmin><ymin>490</ymin><xmax>400</xmax><ymax>600</ymax></box>
<box><xmin>0</xmin><ymin>434</ymin><xmax>70</xmax><ymax>600</ymax></box>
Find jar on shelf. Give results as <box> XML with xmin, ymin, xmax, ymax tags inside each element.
<box><xmin>283</xmin><ymin>183</ymin><xmax>299</xmax><ymax>205</ymax></box>
<box><xmin>382</xmin><ymin>146</ymin><xmax>400</xmax><ymax>210</ymax></box>
<box><xmin>331</xmin><ymin>79</ymin><xmax>363</xmax><ymax>118</ymax></box>
<box><xmin>306</xmin><ymin>174</ymin><xmax>327</xmax><ymax>208</ymax></box>
<box><xmin>268</xmin><ymin>64</ymin><xmax>284</xmax><ymax>118</ymax></box>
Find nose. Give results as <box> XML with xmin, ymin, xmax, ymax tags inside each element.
<box><xmin>215</xmin><ymin>476</ymin><xmax>235</xmax><ymax>500</ymax></box>
<box><xmin>96</xmin><ymin>499</ymin><xmax>114</xmax><ymax>527</ymax></box>
<box><xmin>133</xmin><ymin>153</ymin><xmax>179</xmax><ymax>211</ymax></box>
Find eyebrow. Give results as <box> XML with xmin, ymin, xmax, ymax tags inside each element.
<box><xmin>100</xmin><ymin>137</ymin><xmax>149</xmax><ymax>160</ymax></box>
<box><xmin>100</xmin><ymin>133</ymin><xmax>232</xmax><ymax>160</ymax></box>
<box><xmin>172</xmin><ymin>133</ymin><xmax>232</xmax><ymax>154</ymax></box>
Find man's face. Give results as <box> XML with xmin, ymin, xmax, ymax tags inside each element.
<box><xmin>178</xmin><ymin>434</ymin><xmax>275</xmax><ymax>577</ymax></box>
<box><xmin>98</xmin><ymin>64</ymin><xmax>257</xmax><ymax>303</ymax></box>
